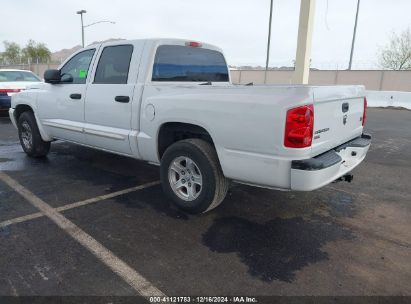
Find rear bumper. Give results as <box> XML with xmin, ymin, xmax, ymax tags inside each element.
<box><xmin>0</xmin><ymin>95</ymin><xmax>11</xmax><ymax>110</ymax></box>
<box><xmin>290</xmin><ymin>134</ymin><xmax>371</xmax><ymax>191</ymax></box>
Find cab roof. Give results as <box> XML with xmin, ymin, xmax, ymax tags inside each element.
<box><xmin>87</xmin><ymin>38</ymin><xmax>224</xmax><ymax>53</ymax></box>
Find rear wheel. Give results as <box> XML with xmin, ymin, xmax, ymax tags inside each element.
<box><xmin>160</xmin><ymin>139</ymin><xmax>228</xmax><ymax>214</ymax></box>
<box><xmin>18</xmin><ymin>111</ymin><xmax>50</xmax><ymax>158</ymax></box>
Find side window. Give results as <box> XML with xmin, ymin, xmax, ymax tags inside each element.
<box><xmin>94</xmin><ymin>45</ymin><xmax>133</xmax><ymax>84</ymax></box>
<box><xmin>60</xmin><ymin>49</ymin><xmax>95</xmax><ymax>84</ymax></box>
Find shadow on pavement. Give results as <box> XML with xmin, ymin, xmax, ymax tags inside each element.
<box><xmin>203</xmin><ymin>216</ymin><xmax>353</xmax><ymax>283</ymax></box>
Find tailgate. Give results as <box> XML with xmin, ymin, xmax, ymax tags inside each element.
<box><xmin>311</xmin><ymin>86</ymin><xmax>365</xmax><ymax>156</ymax></box>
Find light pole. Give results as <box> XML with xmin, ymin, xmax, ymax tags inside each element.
<box><xmin>84</xmin><ymin>20</ymin><xmax>116</xmax><ymax>29</ymax></box>
<box><xmin>76</xmin><ymin>10</ymin><xmax>87</xmax><ymax>47</ymax></box>
<box><xmin>264</xmin><ymin>0</ymin><xmax>274</xmax><ymax>84</ymax></box>
<box><xmin>348</xmin><ymin>0</ymin><xmax>361</xmax><ymax>70</ymax></box>
<box><xmin>76</xmin><ymin>10</ymin><xmax>116</xmax><ymax>48</ymax></box>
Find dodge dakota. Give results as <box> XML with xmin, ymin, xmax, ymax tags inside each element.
<box><xmin>9</xmin><ymin>38</ymin><xmax>371</xmax><ymax>213</ymax></box>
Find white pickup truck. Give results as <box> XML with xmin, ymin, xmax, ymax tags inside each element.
<box><xmin>9</xmin><ymin>38</ymin><xmax>371</xmax><ymax>214</ymax></box>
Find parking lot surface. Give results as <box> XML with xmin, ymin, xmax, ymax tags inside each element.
<box><xmin>0</xmin><ymin>108</ymin><xmax>410</xmax><ymax>297</ymax></box>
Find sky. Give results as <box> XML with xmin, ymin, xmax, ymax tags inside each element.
<box><xmin>2</xmin><ymin>0</ymin><xmax>411</xmax><ymax>69</ymax></box>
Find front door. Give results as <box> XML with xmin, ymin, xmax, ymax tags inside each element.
<box><xmin>84</xmin><ymin>44</ymin><xmax>135</xmax><ymax>155</ymax></box>
<box><xmin>37</xmin><ymin>48</ymin><xmax>97</xmax><ymax>143</ymax></box>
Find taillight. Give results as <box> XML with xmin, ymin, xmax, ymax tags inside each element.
<box><xmin>284</xmin><ymin>104</ymin><xmax>314</xmax><ymax>148</ymax></box>
<box><xmin>0</xmin><ymin>88</ymin><xmax>21</xmax><ymax>95</ymax></box>
<box><xmin>362</xmin><ymin>97</ymin><xmax>367</xmax><ymax>126</ymax></box>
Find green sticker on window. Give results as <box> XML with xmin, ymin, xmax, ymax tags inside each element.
<box><xmin>79</xmin><ymin>69</ymin><xmax>87</xmax><ymax>78</ymax></box>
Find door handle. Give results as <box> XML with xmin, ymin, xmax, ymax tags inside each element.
<box><xmin>115</xmin><ymin>96</ymin><xmax>130</xmax><ymax>103</ymax></box>
<box><xmin>342</xmin><ymin>102</ymin><xmax>349</xmax><ymax>113</ymax></box>
<box><xmin>70</xmin><ymin>93</ymin><xmax>82</xmax><ymax>100</ymax></box>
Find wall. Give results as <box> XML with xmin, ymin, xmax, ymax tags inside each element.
<box><xmin>2</xmin><ymin>64</ymin><xmax>410</xmax><ymax>92</ymax></box>
<box><xmin>366</xmin><ymin>90</ymin><xmax>411</xmax><ymax>110</ymax></box>
<box><xmin>231</xmin><ymin>70</ymin><xmax>411</xmax><ymax>92</ymax></box>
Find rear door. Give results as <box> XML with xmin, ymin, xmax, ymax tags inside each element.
<box><xmin>84</xmin><ymin>43</ymin><xmax>141</xmax><ymax>155</ymax></box>
<box><xmin>311</xmin><ymin>86</ymin><xmax>365</xmax><ymax>156</ymax></box>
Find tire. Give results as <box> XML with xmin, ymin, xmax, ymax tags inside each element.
<box><xmin>17</xmin><ymin>111</ymin><xmax>50</xmax><ymax>158</ymax></box>
<box><xmin>160</xmin><ymin>139</ymin><xmax>229</xmax><ymax>214</ymax></box>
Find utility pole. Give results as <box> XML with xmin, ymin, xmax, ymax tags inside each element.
<box><xmin>348</xmin><ymin>0</ymin><xmax>361</xmax><ymax>70</ymax></box>
<box><xmin>77</xmin><ymin>10</ymin><xmax>87</xmax><ymax>47</ymax></box>
<box><xmin>264</xmin><ymin>0</ymin><xmax>274</xmax><ymax>84</ymax></box>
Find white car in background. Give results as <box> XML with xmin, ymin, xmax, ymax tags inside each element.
<box><xmin>0</xmin><ymin>69</ymin><xmax>42</xmax><ymax>113</ymax></box>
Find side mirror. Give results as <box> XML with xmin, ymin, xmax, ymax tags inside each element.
<box><xmin>44</xmin><ymin>69</ymin><xmax>61</xmax><ymax>84</ymax></box>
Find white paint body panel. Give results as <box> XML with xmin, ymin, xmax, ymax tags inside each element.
<box><xmin>9</xmin><ymin>38</ymin><xmax>369</xmax><ymax>191</ymax></box>
<box><xmin>84</xmin><ymin>41</ymin><xmax>145</xmax><ymax>156</ymax></box>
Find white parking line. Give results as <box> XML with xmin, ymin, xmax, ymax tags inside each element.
<box><xmin>0</xmin><ymin>181</ymin><xmax>160</xmax><ymax>228</ymax></box>
<box><xmin>0</xmin><ymin>172</ymin><xmax>165</xmax><ymax>297</ymax></box>
<box><xmin>56</xmin><ymin>181</ymin><xmax>161</xmax><ymax>212</ymax></box>
<box><xmin>0</xmin><ymin>212</ymin><xmax>43</xmax><ymax>228</ymax></box>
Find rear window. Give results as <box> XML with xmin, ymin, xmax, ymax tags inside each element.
<box><xmin>0</xmin><ymin>71</ymin><xmax>41</xmax><ymax>82</ymax></box>
<box><xmin>152</xmin><ymin>45</ymin><xmax>229</xmax><ymax>82</ymax></box>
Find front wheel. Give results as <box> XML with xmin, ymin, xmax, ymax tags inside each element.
<box><xmin>160</xmin><ymin>139</ymin><xmax>228</xmax><ymax>214</ymax></box>
<box><xmin>18</xmin><ymin>111</ymin><xmax>50</xmax><ymax>158</ymax></box>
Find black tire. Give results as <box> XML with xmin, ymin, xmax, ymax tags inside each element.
<box><xmin>17</xmin><ymin>111</ymin><xmax>50</xmax><ymax>158</ymax></box>
<box><xmin>160</xmin><ymin>139</ymin><xmax>229</xmax><ymax>214</ymax></box>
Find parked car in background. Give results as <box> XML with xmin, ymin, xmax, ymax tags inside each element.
<box><xmin>0</xmin><ymin>69</ymin><xmax>42</xmax><ymax>113</ymax></box>
<box><xmin>9</xmin><ymin>39</ymin><xmax>371</xmax><ymax>214</ymax></box>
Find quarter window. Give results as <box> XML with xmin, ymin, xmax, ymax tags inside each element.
<box><xmin>94</xmin><ymin>45</ymin><xmax>133</xmax><ymax>84</ymax></box>
<box><xmin>60</xmin><ymin>49</ymin><xmax>95</xmax><ymax>84</ymax></box>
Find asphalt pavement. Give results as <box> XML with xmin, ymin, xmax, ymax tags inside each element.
<box><xmin>0</xmin><ymin>108</ymin><xmax>410</xmax><ymax>299</ymax></box>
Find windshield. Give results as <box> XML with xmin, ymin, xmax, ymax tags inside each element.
<box><xmin>0</xmin><ymin>71</ymin><xmax>42</xmax><ymax>82</ymax></box>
